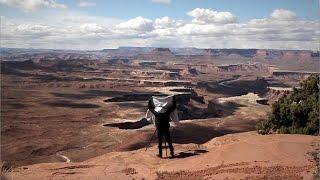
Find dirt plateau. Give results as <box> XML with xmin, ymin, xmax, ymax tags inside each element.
<box><xmin>7</xmin><ymin>131</ymin><xmax>319</xmax><ymax>180</ymax></box>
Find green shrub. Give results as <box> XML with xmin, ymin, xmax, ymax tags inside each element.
<box><xmin>257</xmin><ymin>75</ymin><xmax>319</xmax><ymax>135</ymax></box>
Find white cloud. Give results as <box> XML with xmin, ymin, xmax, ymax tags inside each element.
<box><xmin>1</xmin><ymin>8</ymin><xmax>318</xmax><ymax>50</ymax></box>
<box><xmin>77</xmin><ymin>0</ymin><xmax>96</xmax><ymax>8</ymax></box>
<box><xmin>175</xmin><ymin>8</ymin><xmax>318</xmax><ymax>50</ymax></box>
<box><xmin>116</xmin><ymin>16</ymin><xmax>154</xmax><ymax>32</ymax></box>
<box><xmin>151</xmin><ymin>0</ymin><xmax>171</xmax><ymax>5</ymax></box>
<box><xmin>0</xmin><ymin>0</ymin><xmax>66</xmax><ymax>12</ymax></box>
<box><xmin>187</xmin><ymin>8</ymin><xmax>236</xmax><ymax>24</ymax></box>
<box><xmin>152</xmin><ymin>27</ymin><xmax>176</xmax><ymax>36</ymax></box>
<box><xmin>177</xmin><ymin>23</ymin><xmax>236</xmax><ymax>36</ymax></box>
<box><xmin>80</xmin><ymin>23</ymin><xmax>105</xmax><ymax>34</ymax></box>
<box><xmin>154</xmin><ymin>16</ymin><xmax>177</xmax><ymax>28</ymax></box>
<box><xmin>270</xmin><ymin>9</ymin><xmax>297</xmax><ymax>21</ymax></box>
<box><xmin>14</xmin><ymin>24</ymin><xmax>54</xmax><ymax>37</ymax></box>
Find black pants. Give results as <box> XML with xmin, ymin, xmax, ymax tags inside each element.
<box><xmin>157</xmin><ymin>126</ymin><xmax>174</xmax><ymax>157</ymax></box>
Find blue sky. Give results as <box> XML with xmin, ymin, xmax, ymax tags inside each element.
<box><xmin>74</xmin><ymin>0</ymin><xmax>319</xmax><ymax>21</ymax></box>
<box><xmin>0</xmin><ymin>0</ymin><xmax>319</xmax><ymax>50</ymax></box>
<box><xmin>1</xmin><ymin>0</ymin><xmax>318</xmax><ymax>21</ymax></box>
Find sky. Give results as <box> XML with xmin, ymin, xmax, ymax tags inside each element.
<box><xmin>0</xmin><ymin>0</ymin><xmax>319</xmax><ymax>50</ymax></box>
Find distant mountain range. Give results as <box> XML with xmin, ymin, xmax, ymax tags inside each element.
<box><xmin>1</xmin><ymin>47</ymin><xmax>319</xmax><ymax>62</ymax></box>
<box><xmin>102</xmin><ymin>47</ymin><xmax>319</xmax><ymax>58</ymax></box>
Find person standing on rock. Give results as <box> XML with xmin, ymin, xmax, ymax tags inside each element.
<box><xmin>146</xmin><ymin>95</ymin><xmax>180</xmax><ymax>158</ymax></box>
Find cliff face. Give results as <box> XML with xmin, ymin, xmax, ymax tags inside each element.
<box><xmin>2</xmin><ymin>48</ymin><xmax>319</xmax><ymax>61</ymax></box>
<box><xmin>105</xmin><ymin>47</ymin><xmax>319</xmax><ymax>60</ymax></box>
<box><xmin>150</xmin><ymin>48</ymin><xmax>174</xmax><ymax>56</ymax></box>
<box><xmin>203</xmin><ymin>49</ymin><xmax>258</xmax><ymax>58</ymax></box>
<box><xmin>255</xmin><ymin>49</ymin><xmax>319</xmax><ymax>60</ymax></box>
<box><xmin>152</xmin><ymin>48</ymin><xmax>171</xmax><ymax>52</ymax></box>
<box><xmin>201</xmin><ymin>49</ymin><xmax>319</xmax><ymax>60</ymax></box>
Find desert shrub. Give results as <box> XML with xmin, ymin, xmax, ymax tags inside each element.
<box><xmin>256</xmin><ymin>75</ymin><xmax>319</xmax><ymax>135</ymax></box>
<box><xmin>233</xmin><ymin>74</ymin><xmax>241</xmax><ymax>79</ymax></box>
<box><xmin>1</xmin><ymin>161</ymin><xmax>12</xmax><ymax>180</ymax></box>
<box><xmin>256</xmin><ymin>118</ymin><xmax>272</xmax><ymax>135</ymax></box>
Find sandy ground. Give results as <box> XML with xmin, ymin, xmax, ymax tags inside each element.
<box><xmin>5</xmin><ymin>131</ymin><xmax>319</xmax><ymax>180</ymax></box>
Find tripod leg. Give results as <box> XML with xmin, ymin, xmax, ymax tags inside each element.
<box><xmin>165</xmin><ymin>140</ymin><xmax>167</xmax><ymax>158</ymax></box>
<box><xmin>145</xmin><ymin>129</ymin><xmax>157</xmax><ymax>151</ymax></box>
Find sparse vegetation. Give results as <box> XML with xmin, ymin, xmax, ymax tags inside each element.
<box><xmin>233</xmin><ymin>74</ymin><xmax>241</xmax><ymax>79</ymax></box>
<box><xmin>257</xmin><ymin>75</ymin><xmax>319</xmax><ymax>135</ymax></box>
<box><xmin>1</xmin><ymin>161</ymin><xmax>12</xmax><ymax>180</ymax></box>
<box><xmin>307</xmin><ymin>151</ymin><xmax>320</xmax><ymax>179</ymax></box>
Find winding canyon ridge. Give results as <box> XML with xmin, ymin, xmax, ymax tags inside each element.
<box><xmin>1</xmin><ymin>47</ymin><xmax>319</xmax><ymax>179</ymax></box>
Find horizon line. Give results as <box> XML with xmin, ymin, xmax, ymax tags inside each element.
<box><xmin>1</xmin><ymin>46</ymin><xmax>318</xmax><ymax>52</ymax></box>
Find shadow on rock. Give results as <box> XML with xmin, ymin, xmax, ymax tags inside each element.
<box><xmin>103</xmin><ymin>118</ymin><xmax>151</xmax><ymax>129</ymax></box>
<box><xmin>121</xmin><ymin>118</ymin><xmax>259</xmax><ymax>151</ymax></box>
<box><xmin>42</xmin><ymin>100</ymin><xmax>100</xmax><ymax>108</ymax></box>
<box><xmin>171</xmin><ymin>149</ymin><xmax>208</xmax><ymax>159</ymax></box>
<box><xmin>103</xmin><ymin>101</ymin><xmax>244</xmax><ymax>131</ymax></box>
<box><xmin>51</xmin><ymin>90</ymin><xmax>132</xmax><ymax>100</ymax></box>
<box><xmin>122</xmin><ymin>123</ymin><xmax>223</xmax><ymax>151</ymax></box>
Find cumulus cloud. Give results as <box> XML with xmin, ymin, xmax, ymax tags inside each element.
<box><xmin>80</xmin><ymin>23</ymin><xmax>105</xmax><ymax>34</ymax></box>
<box><xmin>77</xmin><ymin>0</ymin><xmax>96</xmax><ymax>8</ymax></box>
<box><xmin>270</xmin><ymin>9</ymin><xmax>297</xmax><ymax>21</ymax></box>
<box><xmin>154</xmin><ymin>16</ymin><xmax>178</xmax><ymax>28</ymax></box>
<box><xmin>177</xmin><ymin>23</ymin><xmax>237</xmax><ymax>36</ymax></box>
<box><xmin>14</xmin><ymin>24</ymin><xmax>54</xmax><ymax>37</ymax></box>
<box><xmin>116</xmin><ymin>16</ymin><xmax>154</xmax><ymax>32</ymax></box>
<box><xmin>1</xmin><ymin>8</ymin><xmax>319</xmax><ymax>50</ymax></box>
<box><xmin>152</xmin><ymin>27</ymin><xmax>176</xmax><ymax>37</ymax></box>
<box><xmin>0</xmin><ymin>0</ymin><xmax>67</xmax><ymax>12</ymax></box>
<box><xmin>173</xmin><ymin>8</ymin><xmax>318</xmax><ymax>50</ymax></box>
<box><xmin>151</xmin><ymin>0</ymin><xmax>171</xmax><ymax>5</ymax></box>
<box><xmin>187</xmin><ymin>8</ymin><xmax>236</xmax><ymax>24</ymax></box>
